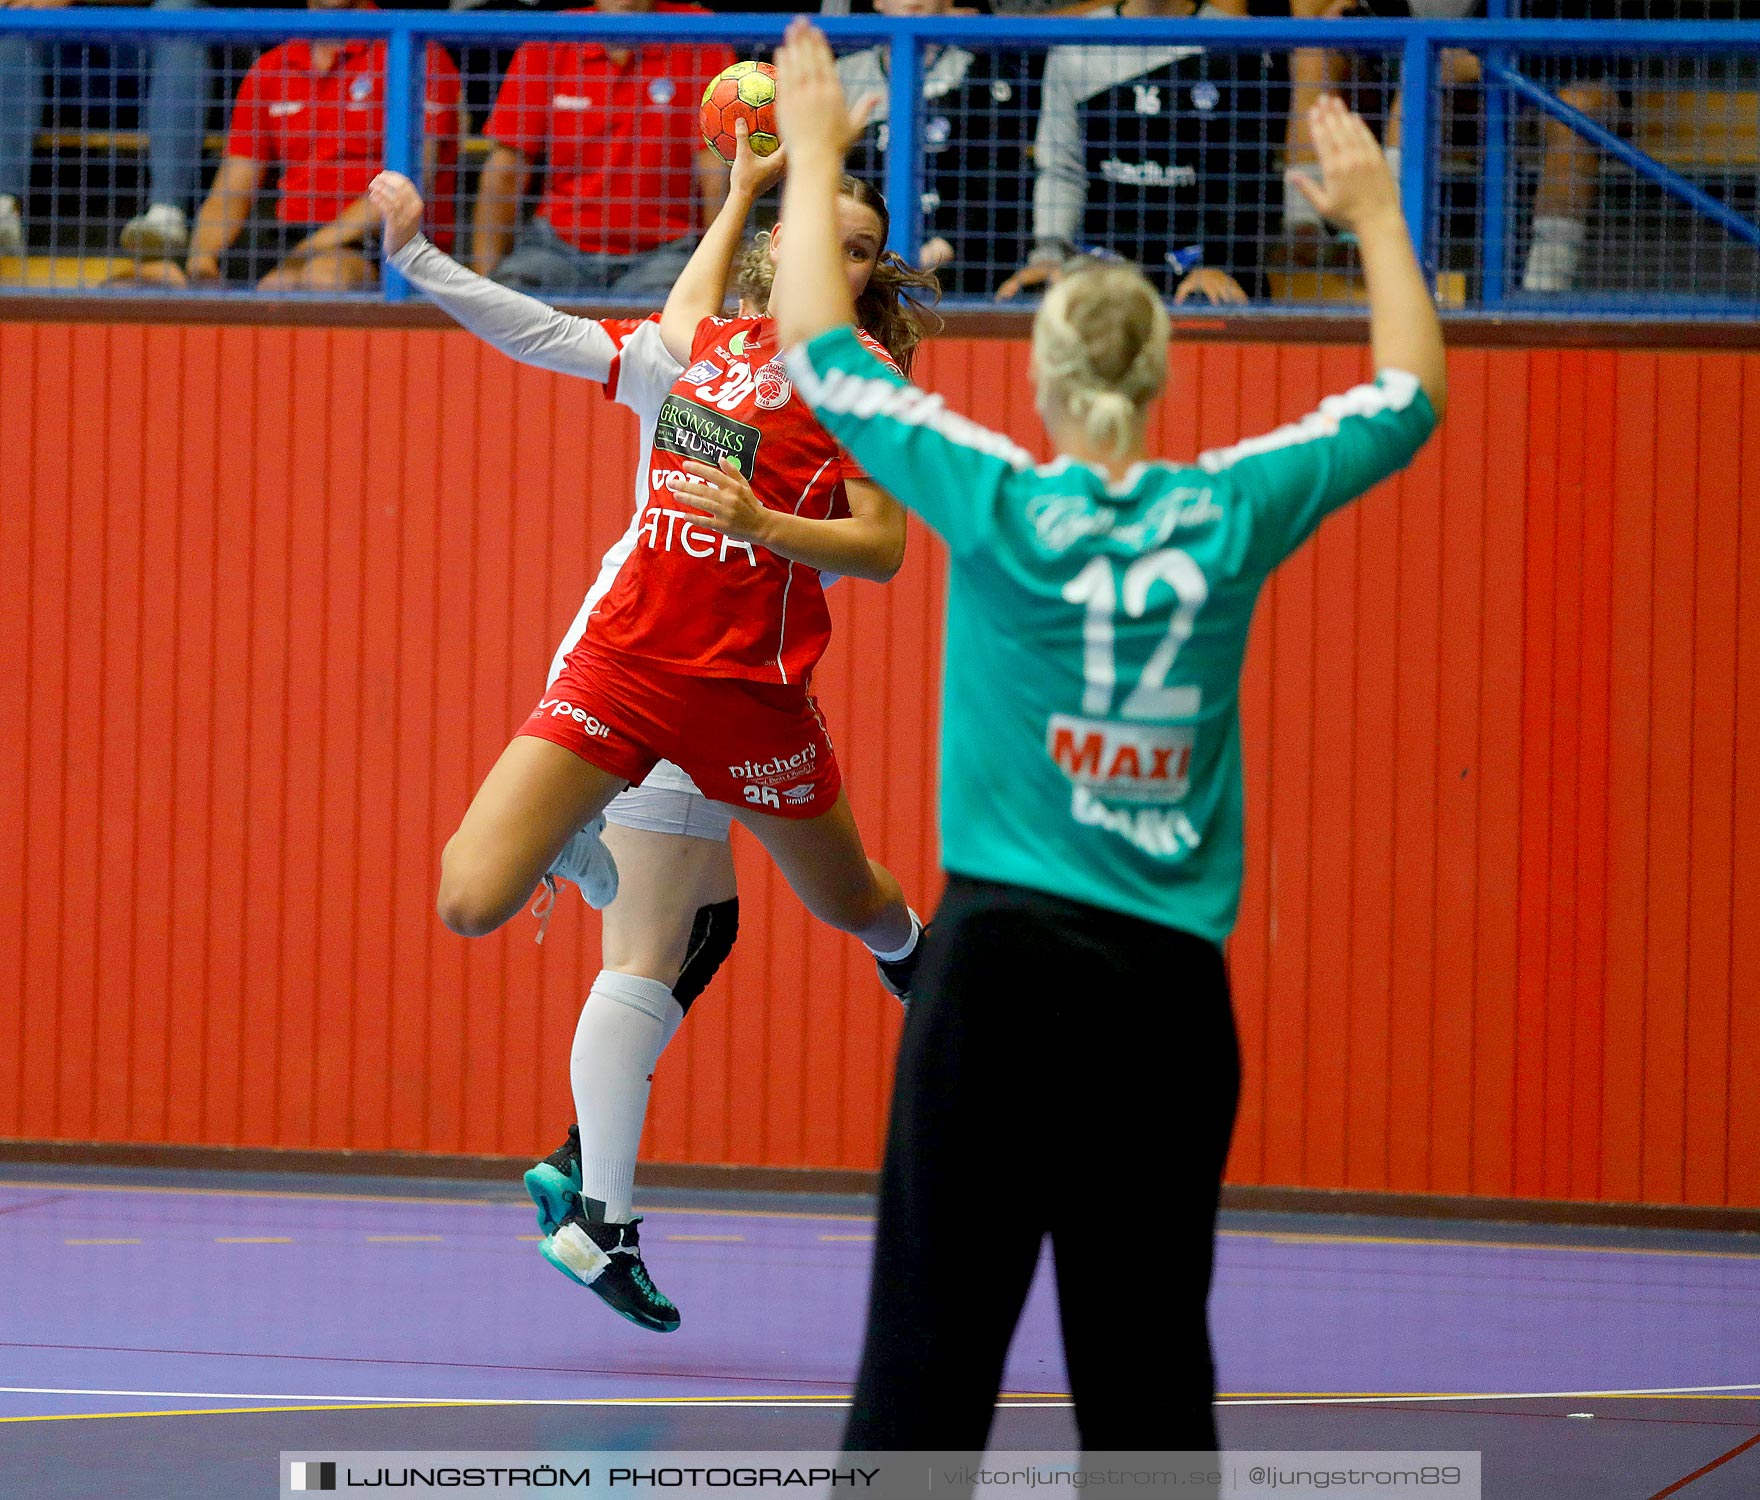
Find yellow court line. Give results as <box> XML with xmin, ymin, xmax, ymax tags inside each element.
<box><xmin>820</xmin><ymin>1234</ymin><xmax>873</xmax><ymax>1242</ymax></box>
<box><xmin>8</xmin><ymin>1179</ymin><xmax>1754</xmax><ymax>1252</ymax></box>
<box><xmin>1220</xmin><ymin>1228</ymin><xmax>1760</xmax><ymax>1263</ymax></box>
<box><xmin>0</xmin><ymin>1402</ymin><xmax>486</xmax><ymax>1424</ymax></box>
<box><xmin>214</xmin><ymin>1237</ymin><xmax>292</xmax><ymax>1244</ymax></box>
<box><xmin>517</xmin><ymin>1234</ymin><xmax>543</xmax><ymax>1242</ymax></box>
<box><xmin>1217</xmin><ymin>1391</ymin><xmax>1760</xmax><ymax>1401</ymax></box>
<box><xmin>6</xmin><ymin>1387</ymin><xmax>1752</xmax><ymax>1422</ymax></box>
<box><xmin>666</xmin><ymin>1234</ymin><xmax>745</xmax><ymax>1243</ymax></box>
<box><xmin>0</xmin><ymin>1179</ymin><xmax>873</xmax><ymax>1224</ymax></box>
<box><xmin>63</xmin><ymin>1238</ymin><xmax>140</xmax><ymax>1246</ymax></box>
<box><xmin>8</xmin><ymin>1391</ymin><xmax>1758</xmax><ymax>1427</ymax></box>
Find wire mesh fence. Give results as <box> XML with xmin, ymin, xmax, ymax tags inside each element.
<box><xmin>0</xmin><ymin>10</ymin><xmax>1757</xmax><ymax>315</ymax></box>
<box><xmin>1432</xmin><ymin>40</ymin><xmax>1760</xmax><ymax>305</ymax></box>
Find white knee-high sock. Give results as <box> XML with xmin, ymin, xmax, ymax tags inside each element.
<box><xmin>571</xmin><ymin>972</ymin><xmax>684</xmax><ymax>1224</ymax></box>
<box><xmin>865</xmin><ymin>908</ymin><xmax>923</xmax><ymax>963</ymax></box>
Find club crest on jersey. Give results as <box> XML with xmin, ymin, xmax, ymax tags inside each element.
<box><xmin>681</xmin><ymin>358</ymin><xmax>721</xmax><ymax>386</ymax></box>
<box><xmin>754</xmin><ymin>358</ymin><xmax>792</xmax><ymax>411</ymax></box>
<box><xmin>648</xmin><ymin>77</ymin><xmax>676</xmax><ymax>106</ymax></box>
<box><xmin>1190</xmin><ymin>81</ymin><xmax>1220</xmax><ymax>112</ymax></box>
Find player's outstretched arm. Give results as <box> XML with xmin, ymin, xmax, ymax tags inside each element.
<box><xmin>368</xmin><ymin>170</ymin><xmax>632</xmax><ymax>384</ymax></box>
<box><xmin>1294</xmin><ymin>95</ymin><xmax>1447</xmax><ymax>416</ymax></box>
<box><xmin>659</xmin><ymin>121</ymin><xmax>788</xmax><ymax>365</ymax></box>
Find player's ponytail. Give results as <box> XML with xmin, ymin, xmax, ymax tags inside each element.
<box><xmin>734</xmin><ymin>232</ymin><xmax>775</xmax><ymax>312</ymax></box>
<box><xmin>838</xmin><ymin>177</ymin><xmax>942</xmax><ymax>378</ymax></box>
<box><xmin>1032</xmin><ymin>262</ymin><xmax>1169</xmax><ymax>463</ymax></box>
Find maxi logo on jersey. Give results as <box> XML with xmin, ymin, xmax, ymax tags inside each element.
<box><xmin>1047</xmin><ymin>714</ymin><xmax>1193</xmax><ymax>803</ymax></box>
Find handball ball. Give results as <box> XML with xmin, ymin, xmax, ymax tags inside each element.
<box><xmin>701</xmin><ymin>61</ymin><xmax>780</xmax><ymax>165</ymax></box>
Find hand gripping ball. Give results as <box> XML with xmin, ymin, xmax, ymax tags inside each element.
<box><xmin>701</xmin><ymin>60</ymin><xmax>780</xmax><ymax>166</ymax></box>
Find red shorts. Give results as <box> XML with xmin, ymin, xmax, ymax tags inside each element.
<box><xmin>518</xmin><ymin>645</ymin><xmax>843</xmax><ymax>819</ymax></box>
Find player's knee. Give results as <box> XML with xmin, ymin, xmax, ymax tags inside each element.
<box><xmin>437</xmin><ymin>840</ymin><xmax>517</xmax><ymax>938</ymax></box>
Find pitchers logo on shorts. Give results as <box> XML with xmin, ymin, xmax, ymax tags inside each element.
<box><xmin>1046</xmin><ymin>714</ymin><xmax>1192</xmax><ymax>802</ymax></box>
<box><xmin>538</xmin><ymin>699</ymin><xmax>613</xmax><ymax>739</ymax></box>
<box><xmin>753</xmin><ymin>358</ymin><xmax>792</xmax><ymax>411</ymax></box>
<box><xmin>727</xmin><ymin>743</ymin><xmax>818</xmax><ymax>788</ymax></box>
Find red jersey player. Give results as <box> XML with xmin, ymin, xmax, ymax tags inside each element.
<box><xmin>382</xmin><ymin>116</ymin><xmax>941</xmax><ymax>1332</ymax></box>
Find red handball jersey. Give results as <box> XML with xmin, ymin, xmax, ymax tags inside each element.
<box><xmin>585</xmin><ymin>314</ymin><xmax>898</xmax><ymax>687</ymax></box>
<box><xmin>225</xmin><ymin>37</ymin><xmax>462</xmax><ymax>246</ymax></box>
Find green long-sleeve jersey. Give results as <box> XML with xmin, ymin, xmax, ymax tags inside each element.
<box><xmin>785</xmin><ymin>327</ymin><xmax>1438</xmax><ymax>943</ymax></box>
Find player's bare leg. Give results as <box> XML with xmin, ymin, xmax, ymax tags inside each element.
<box><xmin>733</xmin><ymin>791</ymin><xmax>924</xmax><ymax>998</ymax></box>
<box><xmin>530</xmin><ymin>823</ymin><xmax>740</xmax><ymax>1334</ymax></box>
<box><xmin>600</xmin><ymin>825</ymin><xmax>737</xmax><ymax>981</ymax></box>
<box><xmin>437</xmin><ymin>737</ymin><xmax>628</xmax><ymax>937</ymax></box>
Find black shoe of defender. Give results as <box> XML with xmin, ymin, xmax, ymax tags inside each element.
<box><xmin>523</xmin><ymin>1124</ymin><xmax>582</xmax><ymax>1237</ymax></box>
<box><xmin>875</xmin><ymin>924</ymin><xmax>928</xmax><ymax>1004</ymax></box>
<box><xmin>540</xmin><ymin>1208</ymin><xmax>681</xmax><ymax>1334</ymax></box>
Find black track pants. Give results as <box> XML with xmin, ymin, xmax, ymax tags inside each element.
<box><xmin>844</xmin><ymin>876</ymin><xmax>1241</xmax><ymax>1459</ymax></box>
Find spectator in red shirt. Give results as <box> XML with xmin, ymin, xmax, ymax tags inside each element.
<box><xmin>472</xmin><ymin>0</ymin><xmax>734</xmax><ymax>295</ymax></box>
<box><xmin>174</xmin><ymin>0</ymin><xmax>461</xmax><ymax>291</ymax></box>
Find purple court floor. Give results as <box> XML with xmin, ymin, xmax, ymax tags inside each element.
<box><xmin>0</xmin><ymin>1166</ymin><xmax>1756</xmax><ymax>1498</ymax></box>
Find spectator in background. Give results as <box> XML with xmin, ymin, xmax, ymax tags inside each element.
<box><xmin>1281</xmin><ymin>2</ymin><xmax>1478</xmax><ymax>263</ymax></box>
<box><xmin>0</xmin><ymin>0</ymin><xmax>285</xmax><ymax>260</ymax></box>
<box><xmin>998</xmin><ymin>0</ymin><xmax>1290</xmax><ymax>304</ymax></box>
<box><xmin>836</xmin><ymin>0</ymin><xmax>1038</xmax><ymax>296</ymax></box>
<box><xmin>1515</xmin><ymin>0</ymin><xmax>1643</xmax><ymax>293</ymax></box>
<box><xmin>168</xmin><ymin>0</ymin><xmax>461</xmax><ymax>289</ymax></box>
<box><xmin>472</xmin><ymin>0</ymin><xmax>733</xmax><ymax>294</ymax></box>
<box><xmin>0</xmin><ymin>0</ymin><xmax>59</xmax><ymax>255</ymax></box>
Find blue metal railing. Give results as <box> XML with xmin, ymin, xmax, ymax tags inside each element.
<box><xmin>3</xmin><ymin>10</ymin><xmax>1759</xmax><ymax>314</ymax></box>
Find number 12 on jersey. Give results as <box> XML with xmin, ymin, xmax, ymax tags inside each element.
<box><xmin>1061</xmin><ymin>547</ymin><xmax>1208</xmax><ymax>721</ymax></box>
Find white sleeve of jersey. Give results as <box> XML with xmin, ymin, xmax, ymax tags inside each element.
<box><xmin>389</xmin><ymin>234</ymin><xmax>621</xmax><ymax>381</ymax></box>
<box><xmin>611</xmin><ymin>320</ymin><xmax>684</xmax><ymax>420</ymax></box>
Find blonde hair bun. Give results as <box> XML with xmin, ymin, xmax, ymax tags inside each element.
<box><xmin>1032</xmin><ymin>263</ymin><xmax>1170</xmax><ymax>462</ymax></box>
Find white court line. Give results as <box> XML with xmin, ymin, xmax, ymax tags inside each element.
<box><xmin>0</xmin><ymin>1386</ymin><xmax>896</xmax><ymax>1408</ymax></box>
<box><xmin>5</xmin><ymin>1384</ymin><xmax>1758</xmax><ymax>1409</ymax></box>
<box><xmin>1218</xmin><ymin>1383</ymin><xmax>1760</xmax><ymax>1407</ymax></box>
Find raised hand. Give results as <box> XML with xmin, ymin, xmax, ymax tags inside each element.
<box><xmin>367</xmin><ymin>170</ymin><xmax>424</xmax><ymax>258</ymax></box>
<box><xmin>728</xmin><ymin>118</ymin><xmax>787</xmax><ymax>202</ymax></box>
<box><xmin>773</xmin><ymin>17</ymin><xmax>857</xmax><ymax>168</ymax></box>
<box><xmin>1290</xmin><ymin>94</ymin><xmax>1401</xmax><ymax>234</ymax></box>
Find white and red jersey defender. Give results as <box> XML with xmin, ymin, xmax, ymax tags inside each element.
<box><xmin>583</xmin><ymin>314</ymin><xmax>898</xmax><ymax>686</ymax></box>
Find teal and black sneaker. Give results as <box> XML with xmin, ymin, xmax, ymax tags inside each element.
<box><xmin>540</xmin><ymin>1208</ymin><xmax>681</xmax><ymax>1334</ymax></box>
<box><xmin>523</xmin><ymin>1124</ymin><xmax>581</xmax><ymax>1238</ymax></box>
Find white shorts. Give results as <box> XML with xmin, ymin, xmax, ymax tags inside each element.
<box><xmin>604</xmin><ymin>759</ymin><xmax>735</xmax><ymax>842</ymax></box>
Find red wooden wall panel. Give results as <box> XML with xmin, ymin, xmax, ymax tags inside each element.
<box><xmin>2</xmin><ymin>321</ymin><xmax>1757</xmax><ymax>1209</ymax></box>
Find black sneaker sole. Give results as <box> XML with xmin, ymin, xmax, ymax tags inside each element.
<box><xmin>539</xmin><ymin>1233</ymin><xmax>680</xmax><ymax>1334</ymax></box>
